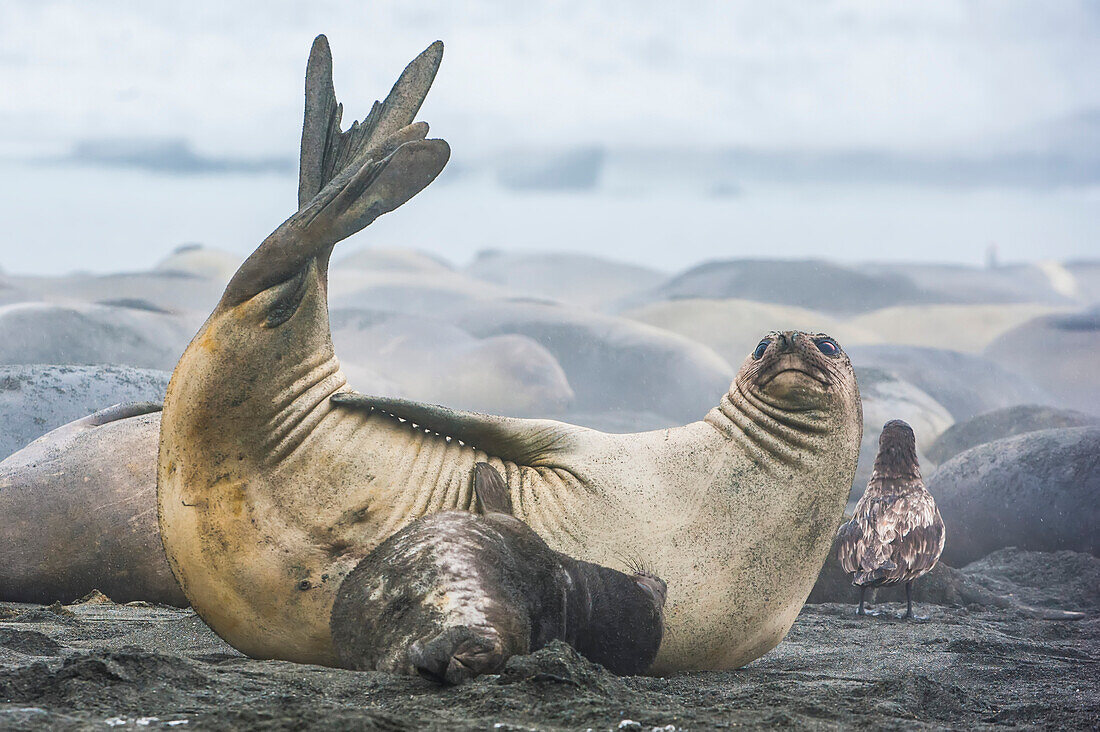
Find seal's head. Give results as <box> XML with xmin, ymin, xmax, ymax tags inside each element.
<box><xmin>737</xmin><ymin>330</ymin><xmax>858</xmax><ymax>412</ymax></box>
<box><xmin>632</xmin><ymin>569</ymin><xmax>668</xmax><ymax>610</ymax></box>
<box><xmin>871</xmin><ymin>419</ymin><xmax>921</xmax><ymax>481</ymax></box>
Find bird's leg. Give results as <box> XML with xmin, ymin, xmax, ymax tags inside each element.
<box><xmin>857</xmin><ymin>586</ymin><xmax>880</xmax><ymax>616</ymax></box>
<box><xmin>901</xmin><ymin>580</ymin><xmax>929</xmax><ymax>620</ymax></box>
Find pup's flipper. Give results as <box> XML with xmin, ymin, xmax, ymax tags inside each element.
<box><xmin>473</xmin><ymin>462</ymin><xmax>513</xmax><ymax>515</ymax></box>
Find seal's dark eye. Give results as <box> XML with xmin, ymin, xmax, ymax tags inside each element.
<box><xmin>753</xmin><ymin>340</ymin><xmax>770</xmax><ymax>360</ymax></box>
<box><xmin>814</xmin><ymin>338</ymin><xmax>840</xmax><ymax>356</ymax></box>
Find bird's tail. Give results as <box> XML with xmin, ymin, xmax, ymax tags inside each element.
<box><xmin>853</xmin><ymin>559</ymin><xmax>897</xmax><ymax>587</ymax></box>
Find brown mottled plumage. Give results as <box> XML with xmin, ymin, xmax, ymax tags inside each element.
<box><xmin>837</xmin><ymin>420</ymin><xmax>945</xmax><ymax>618</ymax></box>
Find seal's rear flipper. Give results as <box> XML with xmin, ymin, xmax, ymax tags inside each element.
<box><xmin>299</xmin><ymin>35</ymin><xmax>444</xmax><ymax>208</ymax></box>
<box><xmin>222</xmin><ymin>38</ymin><xmax>449</xmax><ymax>306</ymax></box>
<box><xmin>473</xmin><ymin>462</ymin><xmax>513</xmax><ymax>515</ymax></box>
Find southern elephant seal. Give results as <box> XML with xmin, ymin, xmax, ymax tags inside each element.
<box><xmin>1</xmin><ymin>402</ymin><xmax>185</xmax><ymax>605</ymax></box>
<box><xmin>0</xmin><ymin>301</ymin><xmax>200</xmax><ymax>371</ymax></box>
<box><xmin>157</xmin><ymin>36</ymin><xmax>862</xmax><ymax>672</ymax></box>
<box><xmin>846</xmin><ymin>344</ymin><xmax>1050</xmax><ymax>423</ymax></box>
<box><xmin>155</xmin><ymin>244</ymin><xmax>242</xmax><ymax>286</ymax></box>
<box><xmin>928</xmin><ymin>426</ymin><xmax>1100</xmax><ymax>566</ymax></box>
<box><xmin>926</xmin><ymin>404</ymin><xmax>1100</xmax><ymax>464</ymax></box>
<box><xmin>626</xmin><ymin>259</ymin><xmax>931</xmax><ymax>315</ymax></box>
<box><xmin>983</xmin><ymin>308</ymin><xmax>1100</xmax><ymax>415</ymax></box>
<box><xmin>328</xmin><ymin>310</ymin><xmax>575</xmax><ymax>416</ymax></box>
<box><xmin>331</xmin><ymin>463</ymin><xmax>666</xmax><ymax>683</ymax></box>
<box><xmin>623</xmin><ymin>297</ymin><xmax>878</xmax><ymax>369</ymax></box>
<box><xmin>464</xmin><ymin>250</ymin><xmax>665</xmax><ymax>311</ymax></box>
<box><xmin>850</xmin><ymin>367</ymin><xmax>952</xmax><ymax>501</ymax></box>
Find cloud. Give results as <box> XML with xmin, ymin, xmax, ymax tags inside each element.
<box><xmin>1</xmin><ymin>0</ymin><xmax>1096</xmax><ymax>158</ymax></box>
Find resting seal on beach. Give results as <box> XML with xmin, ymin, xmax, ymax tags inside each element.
<box><xmin>1</xmin><ymin>402</ymin><xmax>186</xmax><ymax>606</ymax></box>
<box><xmin>157</xmin><ymin>35</ymin><xmax>863</xmax><ymax>672</ymax></box>
<box><xmin>330</xmin><ymin>463</ymin><xmax>666</xmax><ymax>683</ymax></box>
<box><xmin>838</xmin><ymin>420</ymin><xmax>945</xmax><ymax>618</ymax></box>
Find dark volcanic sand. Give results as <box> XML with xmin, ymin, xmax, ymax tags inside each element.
<box><xmin>1</xmin><ymin>550</ymin><xmax>1097</xmax><ymax>731</ymax></box>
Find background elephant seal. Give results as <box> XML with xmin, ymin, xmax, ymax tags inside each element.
<box><xmin>330</xmin><ymin>463</ymin><xmax>666</xmax><ymax>683</ymax></box>
<box><xmin>158</xmin><ymin>34</ymin><xmax>862</xmax><ymax>672</ymax></box>
<box><xmin>1</xmin><ymin>402</ymin><xmax>186</xmax><ymax>605</ymax></box>
<box><xmin>929</xmin><ymin>426</ymin><xmax>1099</xmax><ymax>566</ymax></box>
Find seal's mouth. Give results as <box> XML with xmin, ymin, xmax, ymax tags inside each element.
<box><xmin>758</xmin><ymin>364</ymin><xmax>830</xmax><ymax>388</ymax></box>
<box><xmin>751</xmin><ymin>354</ymin><xmax>833</xmax><ymax>407</ymax></box>
<box><xmin>737</xmin><ymin>331</ymin><xmax>851</xmax><ymax>410</ymax></box>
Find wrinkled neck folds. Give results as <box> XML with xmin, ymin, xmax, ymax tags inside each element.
<box><xmin>704</xmin><ymin>379</ymin><xmax>833</xmax><ymax>469</ymax></box>
<box><xmin>263</xmin><ymin>348</ymin><xmax>347</xmax><ymax>464</ymax></box>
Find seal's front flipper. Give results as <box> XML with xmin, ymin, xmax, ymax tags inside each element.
<box><xmin>330</xmin><ymin>393</ymin><xmax>585</xmax><ymax>466</ymax></box>
<box><xmin>473</xmin><ymin>462</ymin><xmax>513</xmax><ymax>515</ymax></box>
<box><xmin>407</xmin><ymin>626</ymin><xmax>506</xmax><ymax>685</ymax></box>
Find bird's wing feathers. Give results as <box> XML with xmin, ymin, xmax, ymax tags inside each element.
<box><xmin>895</xmin><ymin>500</ymin><xmax>946</xmax><ymax>579</ymax></box>
<box><xmin>845</xmin><ymin>486</ymin><xmax>944</xmax><ymax>586</ymax></box>
<box><xmin>836</xmin><ymin>518</ymin><xmax>863</xmax><ymax>575</ymax></box>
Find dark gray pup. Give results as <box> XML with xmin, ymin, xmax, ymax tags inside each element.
<box><xmin>837</xmin><ymin>420</ymin><xmax>945</xmax><ymax>619</ymax></box>
<box><xmin>330</xmin><ymin>463</ymin><xmax>666</xmax><ymax>683</ymax></box>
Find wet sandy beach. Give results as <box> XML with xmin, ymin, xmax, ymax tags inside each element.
<box><xmin>2</xmin><ymin>548</ymin><xmax>1096</xmax><ymax>731</ymax></box>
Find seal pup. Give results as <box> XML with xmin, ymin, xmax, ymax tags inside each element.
<box><xmin>330</xmin><ymin>463</ymin><xmax>666</xmax><ymax>683</ymax></box>
<box><xmin>837</xmin><ymin>420</ymin><xmax>945</xmax><ymax>618</ymax></box>
<box><xmin>157</xmin><ymin>30</ymin><xmax>863</xmax><ymax>672</ymax></box>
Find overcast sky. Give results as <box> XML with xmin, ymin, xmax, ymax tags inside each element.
<box><xmin>2</xmin><ymin>0</ymin><xmax>1098</xmax><ymax>158</ymax></box>
<box><xmin>1</xmin><ymin>2</ymin><xmax>1097</xmax><ymax>275</ymax></box>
